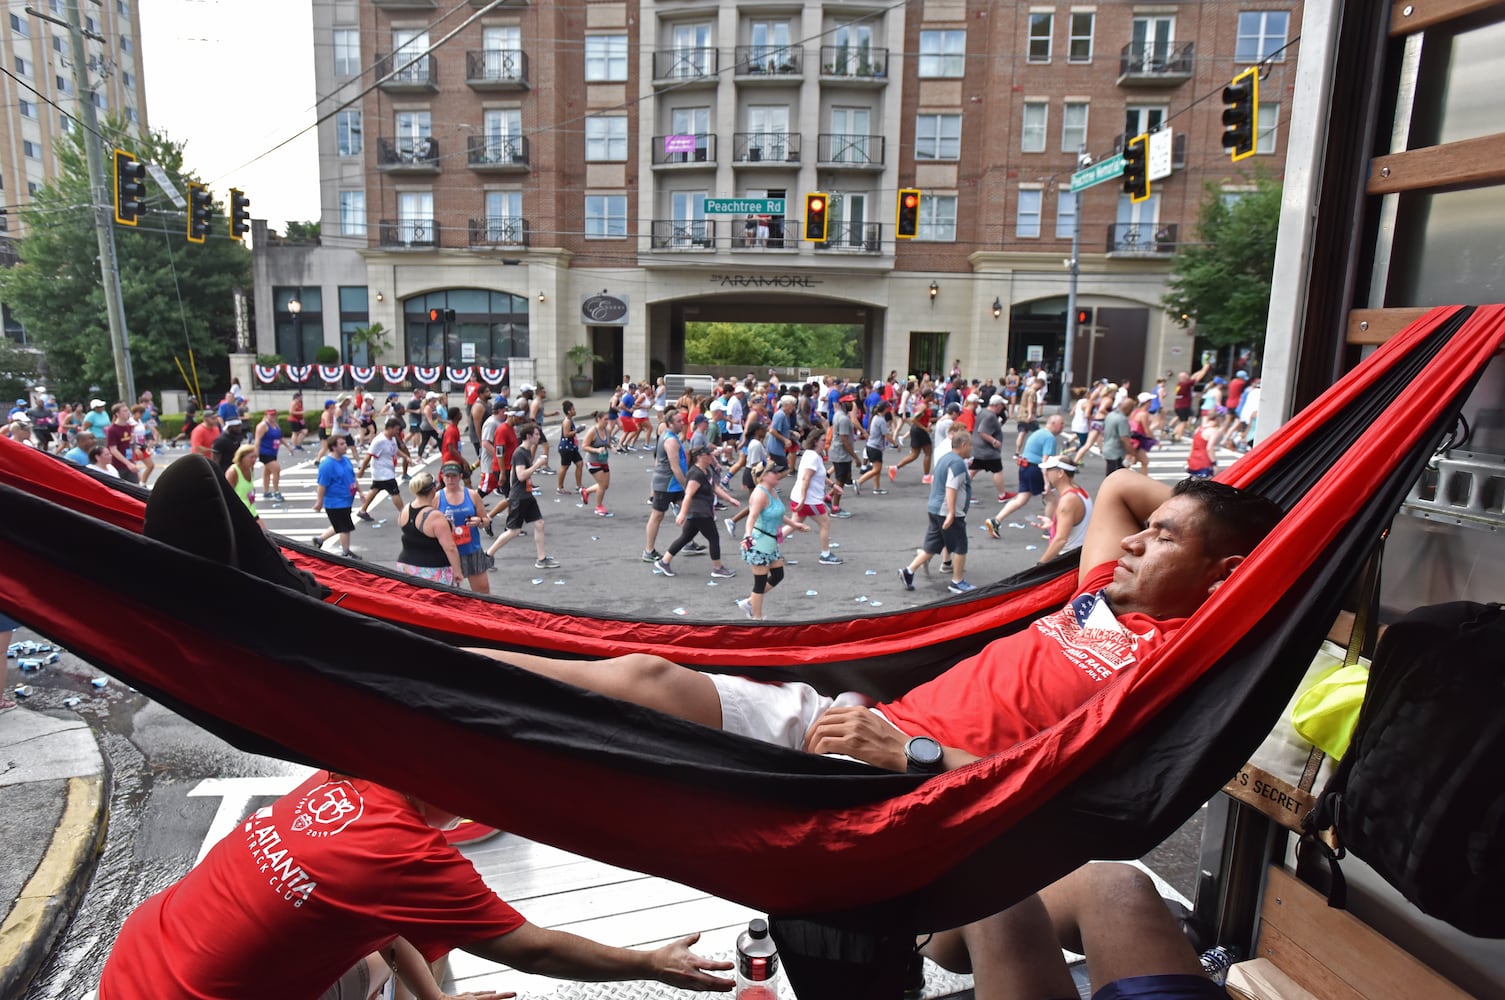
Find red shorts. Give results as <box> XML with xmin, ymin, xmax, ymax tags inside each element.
<box><xmin>480</xmin><ymin>469</ymin><xmax>501</xmax><ymax>494</ymax></box>
<box><xmin>620</xmin><ymin>416</ymin><xmax>638</xmax><ymax>434</ymax></box>
<box><xmin>793</xmin><ymin>502</ymin><xmax>827</xmax><ymax>518</ymax></box>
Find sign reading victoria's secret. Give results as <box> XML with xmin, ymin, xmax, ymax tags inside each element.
<box><xmin>580</xmin><ymin>293</ymin><xmax>629</xmax><ymax>324</ymax></box>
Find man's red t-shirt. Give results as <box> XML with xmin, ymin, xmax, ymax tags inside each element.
<box><xmin>1174</xmin><ymin>379</ymin><xmax>1195</xmax><ymax>409</ymax></box>
<box><xmin>98</xmin><ymin>776</ymin><xmax>523</xmax><ymax>1000</ymax></box>
<box><xmin>1225</xmin><ymin>378</ymin><xmax>1246</xmax><ymax>411</ymax></box>
<box><xmin>441</xmin><ymin>423</ymin><xmax>464</xmax><ymax>465</ymax></box>
<box><xmin>878</xmin><ymin>563</ymin><xmax>1185</xmax><ymax>756</ymax></box>
<box><xmin>189</xmin><ymin>422</ymin><xmax>219</xmax><ymax>456</ymax></box>
<box><xmin>491</xmin><ymin>421</ymin><xmax>518</xmax><ymax>473</ymax></box>
<box><xmin>955</xmin><ymin>408</ymin><xmax>977</xmax><ymax>432</ymax></box>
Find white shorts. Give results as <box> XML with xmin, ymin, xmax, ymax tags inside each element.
<box><xmin>709</xmin><ymin>674</ymin><xmax>877</xmax><ymax>749</ymax></box>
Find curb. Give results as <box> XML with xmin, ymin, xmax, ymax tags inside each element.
<box><xmin>0</xmin><ymin>768</ymin><xmax>111</xmax><ymax>999</ymax></box>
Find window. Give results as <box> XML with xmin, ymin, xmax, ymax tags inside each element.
<box><xmin>1256</xmin><ymin>101</ymin><xmax>1279</xmax><ymax>154</ymax></box>
<box><xmin>23</xmin><ymin>141</ymin><xmax>42</xmax><ymax>161</ymax></box>
<box><xmin>669</xmin><ymin>23</ymin><xmax>713</xmax><ymax>78</ymax></box>
<box><xmin>918</xmin><ymin>30</ymin><xmax>966</xmax><ymax>78</ymax></box>
<box><xmin>481</xmin><ymin>26</ymin><xmax>523</xmax><ymax>81</ymax></box>
<box><xmin>1061</xmin><ymin>102</ymin><xmax>1088</xmax><ymax>151</ymax></box>
<box><xmin>14</xmin><ymin>57</ymin><xmax>28</xmax><ymax>77</ymax></box>
<box><xmin>123</xmin><ymin>71</ymin><xmax>135</xmax><ymax>88</ymax></box>
<box><xmin>1016</xmin><ymin>189</ymin><xmax>1042</xmax><ymax>238</ymax></box>
<box><xmin>405</xmin><ymin>290</ymin><xmax>529</xmax><ymax>368</ymax></box>
<box><xmin>670</xmin><ymin>106</ymin><xmax>710</xmax><ymax>160</ymax></box>
<box><xmin>124</xmin><ymin>107</ymin><xmax>139</xmax><ymax>124</ymax></box>
<box><xmin>586</xmin><ymin>116</ymin><xmax>627</xmax><ymax>161</ymax></box>
<box><xmin>57</xmin><ymin>75</ymin><xmax>72</xmax><ymax>95</ymax></box>
<box><xmin>1068</xmin><ymin>12</ymin><xmax>1094</xmax><ymax>62</ymax></box>
<box><xmin>482</xmin><ymin>109</ymin><xmax>523</xmax><ymax>162</ymax></box>
<box><xmin>585</xmin><ymin>194</ymin><xmax>627</xmax><ymax>238</ymax></box>
<box><xmin>586</xmin><ymin>35</ymin><xmax>628</xmax><ymax>81</ymax></box>
<box><xmin>1236</xmin><ymin>11</ymin><xmax>1289</xmax><ymax>63</ymax></box>
<box><xmin>396</xmin><ymin>191</ymin><xmax>435</xmax><ymax>245</ymax></box>
<box><xmin>336</xmin><ymin>110</ymin><xmax>362</xmax><ymax>157</ymax></box>
<box><xmin>275</xmin><ymin>287</ymin><xmax>323</xmax><ymax>366</ymax></box>
<box><xmin>84</xmin><ymin>15</ymin><xmax>97</xmax><ymax>33</ymax></box>
<box><xmin>121</xmin><ymin>36</ymin><xmax>131</xmax><ymax>54</ymax></box>
<box><xmin>118</xmin><ymin>0</ymin><xmax>129</xmax><ymax>14</ymax></box>
<box><xmin>59</xmin><ymin>114</ymin><xmax>76</xmax><ymax>134</ymax></box>
<box><xmin>483</xmin><ymin>191</ymin><xmax>523</xmax><ymax>243</ymax></box>
<box><xmin>339</xmin><ymin>287</ymin><xmax>371</xmax><ymax>365</ymax></box>
<box><xmin>915</xmin><ymin>114</ymin><xmax>962</xmax><ymax>160</ymax></box>
<box><xmin>1027</xmin><ymin>12</ymin><xmax>1052</xmax><ymax>62</ymax></box>
<box><xmin>394</xmin><ymin>111</ymin><xmax>431</xmax><ymax>159</ymax></box>
<box><xmin>1021</xmin><ymin>102</ymin><xmax>1047</xmax><ymax>153</ymax></box>
<box><xmin>53</xmin><ymin>36</ymin><xmax>64</xmax><ymax>54</ymax></box>
<box><xmin>339</xmin><ymin>190</ymin><xmax>366</xmax><ymax>236</ymax></box>
<box><xmin>1056</xmin><ymin>190</ymin><xmax>1077</xmax><ymax>238</ymax></box>
<box><xmin>391</xmin><ymin>29</ymin><xmax>429</xmax><ymax>83</ymax></box>
<box><xmin>333</xmin><ymin>29</ymin><xmax>360</xmax><ymax>76</ymax></box>
<box><xmin>92</xmin><ymin>91</ymin><xmax>107</xmax><ymax>110</ymax></box>
<box><xmin>747</xmin><ymin>19</ymin><xmax>792</xmax><ymax>68</ymax></box>
<box><xmin>10</xmin><ymin>13</ymin><xmax>28</xmax><ymax>36</ymax></box>
<box><xmin>27</xmin><ymin>181</ymin><xmax>39</xmax><ymax>196</ymax></box>
<box><xmin>19</xmin><ymin>100</ymin><xmax>36</xmax><ymax>119</ymax></box>
<box><xmin>918</xmin><ymin>194</ymin><xmax>957</xmax><ymax>241</ymax></box>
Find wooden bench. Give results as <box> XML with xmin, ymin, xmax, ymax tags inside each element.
<box><xmin>1241</xmin><ymin>866</ymin><xmax>1470</xmax><ymax>1000</ymax></box>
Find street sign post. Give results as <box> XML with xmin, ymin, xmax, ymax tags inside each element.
<box><xmin>1069</xmin><ymin>153</ymin><xmax>1125</xmax><ymax>193</ymax></box>
<box><xmin>702</xmin><ymin>197</ymin><xmax>786</xmax><ymax>215</ymax></box>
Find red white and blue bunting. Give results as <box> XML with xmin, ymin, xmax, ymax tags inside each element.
<box><xmin>246</xmin><ymin>365</ymin><xmax>509</xmax><ymax>386</ymax></box>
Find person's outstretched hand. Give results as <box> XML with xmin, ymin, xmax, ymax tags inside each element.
<box><xmin>651</xmin><ymin>933</ymin><xmax>735</xmax><ymax>991</ymax></box>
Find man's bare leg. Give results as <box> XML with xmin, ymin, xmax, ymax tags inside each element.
<box><xmin>922</xmin><ymin>894</ymin><xmax>1076</xmax><ymax>1000</ymax></box>
<box><xmin>466</xmin><ymin>648</ymin><xmax>722</xmax><ymax>729</ymax></box>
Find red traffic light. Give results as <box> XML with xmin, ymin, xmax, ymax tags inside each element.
<box><xmin>808</xmin><ymin>197</ymin><xmax>824</xmax><ymax>213</ymax></box>
<box><xmin>429</xmin><ymin>308</ymin><xmax>441</xmax><ymax>322</ymax></box>
<box><xmin>902</xmin><ymin>193</ymin><xmax>918</xmax><ymax>210</ymax></box>
<box><xmin>1077</xmin><ymin>310</ymin><xmax>1090</xmax><ymax>324</ymax></box>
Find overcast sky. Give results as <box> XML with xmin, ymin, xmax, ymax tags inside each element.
<box><xmin>138</xmin><ymin>0</ymin><xmax>320</xmax><ymax>232</ymax></box>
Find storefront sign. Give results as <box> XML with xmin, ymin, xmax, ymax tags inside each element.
<box><xmin>708</xmin><ymin>273</ymin><xmax>824</xmax><ymax>288</ymax></box>
<box><xmin>581</xmin><ymin>293</ymin><xmax>629</xmax><ymax>324</ymax></box>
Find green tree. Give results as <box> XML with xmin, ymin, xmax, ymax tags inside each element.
<box><xmin>1163</xmin><ymin>175</ymin><xmax>1282</xmax><ymax>350</ymax></box>
<box><xmin>0</xmin><ymin>119</ymin><xmax>251</xmax><ymax>403</ymax></box>
<box><xmin>283</xmin><ymin>220</ymin><xmax>320</xmax><ymax>242</ymax></box>
<box><xmin>685</xmin><ymin>322</ymin><xmax>861</xmax><ymax>368</ymax></box>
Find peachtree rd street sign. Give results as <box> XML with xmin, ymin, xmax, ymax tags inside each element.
<box><xmin>703</xmin><ymin>198</ymin><xmax>786</xmax><ymax>215</ymax></box>
<box><xmin>1069</xmin><ymin>153</ymin><xmax>1125</xmax><ymax>194</ymax></box>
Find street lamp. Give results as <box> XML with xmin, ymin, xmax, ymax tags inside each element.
<box><xmin>928</xmin><ymin>280</ymin><xmax>939</xmax><ymax>301</ymax></box>
<box><xmin>992</xmin><ymin>296</ymin><xmax>1003</xmax><ymax>319</ymax></box>
<box><xmin>288</xmin><ymin>295</ymin><xmax>303</xmax><ymax>366</ymax></box>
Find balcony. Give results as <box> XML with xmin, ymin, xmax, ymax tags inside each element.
<box><xmin>818</xmin><ymin>45</ymin><xmax>889</xmax><ymax>85</ymax></box>
<box><xmin>373</xmin><ymin>0</ymin><xmax>435</xmax><ymax>8</ymax></box>
<box><xmin>1117</xmin><ymin>41</ymin><xmax>1195</xmax><ymax>87</ymax></box>
<box><xmin>469</xmin><ymin>0</ymin><xmax>525</xmax><ymax>6</ymax></box>
<box><xmin>378</xmin><ymin>218</ymin><xmax>438</xmax><ymax>248</ymax></box>
<box><xmin>733</xmin><ymin>45</ymin><xmax>802</xmax><ymax>81</ymax></box>
<box><xmin>815</xmin><ymin>221</ymin><xmax>884</xmax><ymax>254</ymax></box>
<box><xmin>1106</xmin><ymin>222</ymin><xmax>1178</xmax><ymax>256</ymax></box>
<box><xmin>729</xmin><ymin>219</ymin><xmax>794</xmax><ymax>251</ymax></box>
<box><xmin>651</xmin><ymin>133</ymin><xmax>717</xmax><ymax>167</ymax></box>
<box><xmin>466</xmin><ymin>49</ymin><xmax>529</xmax><ymax>90</ymax></box>
<box><xmin>652</xmin><ymin>47</ymin><xmax>718</xmax><ymax>89</ymax></box>
<box><xmin>650</xmin><ymin>219</ymin><xmax>718</xmax><ymax>251</ymax></box>
<box><xmin>376</xmin><ymin>137</ymin><xmax>440</xmax><ymax>173</ymax></box>
<box><xmin>468</xmin><ymin>217</ymin><xmax>529</xmax><ymax>248</ymax></box>
<box><xmin>375</xmin><ymin>52</ymin><xmax>438</xmax><ymax>92</ymax></box>
<box><xmin>467</xmin><ymin>135</ymin><xmax>530</xmax><ymax>172</ymax></box>
<box><xmin>731</xmin><ymin>131</ymin><xmax>800</xmax><ymax>166</ymax></box>
<box><xmin>817</xmin><ymin>133</ymin><xmax>885</xmax><ymax>170</ymax></box>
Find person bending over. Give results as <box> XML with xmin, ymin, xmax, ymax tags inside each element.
<box><xmin>474</xmin><ymin>472</ymin><xmax>1281</xmax><ymax>771</ymax></box>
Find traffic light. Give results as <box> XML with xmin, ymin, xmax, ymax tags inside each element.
<box><xmin>1076</xmin><ymin>308</ymin><xmax>1093</xmax><ymax>328</ymax></box>
<box><xmin>229</xmin><ymin>188</ymin><xmax>251</xmax><ymax>240</ymax></box>
<box><xmin>428</xmin><ymin>308</ymin><xmax>456</xmax><ymax>323</ymax></box>
<box><xmin>895</xmin><ymin>188</ymin><xmax>921</xmax><ymax>239</ymax></box>
<box><xmin>1122</xmin><ymin>134</ymin><xmax>1149</xmax><ymax>204</ymax></box>
<box><xmin>803</xmin><ymin>192</ymin><xmax>829</xmax><ymax>242</ymax></box>
<box><xmin>187</xmin><ymin>182</ymin><xmax>212</xmax><ymax>244</ymax></box>
<box><xmin>1221</xmin><ymin>67</ymin><xmax>1259</xmax><ymax>162</ymax></box>
<box><xmin>113</xmin><ymin>149</ymin><xmax>146</xmax><ymax>226</ymax></box>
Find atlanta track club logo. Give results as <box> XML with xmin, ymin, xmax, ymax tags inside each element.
<box><xmin>289</xmin><ymin>781</ymin><xmax>365</xmax><ymax>838</ymax></box>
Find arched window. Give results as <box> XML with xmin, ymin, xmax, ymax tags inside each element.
<box><xmin>404</xmin><ymin>289</ymin><xmax>530</xmax><ymax>367</ymax></box>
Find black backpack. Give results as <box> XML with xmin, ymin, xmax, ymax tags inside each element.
<box><xmin>1302</xmin><ymin>601</ymin><xmax>1505</xmax><ymax>937</ymax></box>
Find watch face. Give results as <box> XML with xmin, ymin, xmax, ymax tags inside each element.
<box><xmin>908</xmin><ymin>736</ymin><xmax>943</xmax><ymax>768</ymax></box>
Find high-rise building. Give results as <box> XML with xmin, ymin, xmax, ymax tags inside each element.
<box><xmin>0</xmin><ymin>0</ymin><xmax>151</xmax><ymax>339</ymax></box>
<box><xmin>260</xmin><ymin>0</ymin><xmax>1299</xmax><ymax>391</ymax></box>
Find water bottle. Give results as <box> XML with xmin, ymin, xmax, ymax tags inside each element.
<box><xmin>735</xmin><ymin>917</ymin><xmax>780</xmax><ymax>999</ymax></box>
<box><xmin>1199</xmin><ymin>945</ymin><xmax>1238</xmax><ymax>985</ymax></box>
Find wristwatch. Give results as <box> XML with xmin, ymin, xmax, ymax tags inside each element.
<box><xmin>904</xmin><ymin>735</ymin><xmax>945</xmax><ymax>774</ymax></box>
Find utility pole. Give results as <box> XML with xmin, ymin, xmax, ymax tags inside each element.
<box><xmin>1061</xmin><ymin>148</ymin><xmax>1089</xmax><ymax>407</ymax></box>
<box><xmin>56</xmin><ymin>0</ymin><xmax>135</xmax><ymax>400</ymax></box>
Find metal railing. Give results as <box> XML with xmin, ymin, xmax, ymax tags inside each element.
<box><xmin>817</xmin><ymin>133</ymin><xmax>885</xmax><ymax>166</ymax></box>
<box><xmin>378</xmin><ymin>218</ymin><xmax>438</xmax><ymax>247</ymax></box>
<box><xmin>815</xmin><ymin>221</ymin><xmax>884</xmax><ymax>253</ymax></box>
<box><xmin>468</xmin><ymin>217</ymin><xmax>529</xmax><ymax>246</ymax></box>
<box><xmin>650</xmin><ymin>133</ymin><xmax>716</xmax><ymax>165</ymax></box>
<box><xmin>734</xmin><ymin>45</ymin><xmax>802</xmax><ymax>76</ymax></box>
<box><xmin>1118</xmin><ymin>40</ymin><xmax>1195</xmax><ymax>78</ymax></box>
<box><xmin>818</xmin><ymin>44</ymin><xmax>888</xmax><ymax>79</ymax></box>
<box><xmin>653</xmin><ymin>47</ymin><xmax>717</xmax><ymax>81</ymax></box>
<box><xmin>465</xmin><ymin>49</ymin><xmax>529</xmax><ymax>86</ymax></box>
<box><xmin>732</xmin><ymin>131</ymin><xmax>800</xmax><ymax>163</ymax></box>
<box><xmin>375</xmin><ymin>52</ymin><xmax>437</xmax><ymax>87</ymax></box>
<box><xmin>466</xmin><ymin>135</ymin><xmax>529</xmax><ymax>168</ymax></box>
<box><xmin>376</xmin><ymin>136</ymin><xmax>440</xmax><ymax>169</ymax></box>
<box><xmin>1106</xmin><ymin>222</ymin><xmax>1178</xmax><ymax>254</ymax></box>
<box><xmin>729</xmin><ymin>218</ymin><xmax>792</xmax><ymax>249</ymax></box>
<box><xmin>649</xmin><ymin>218</ymin><xmax>717</xmax><ymax>250</ymax></box>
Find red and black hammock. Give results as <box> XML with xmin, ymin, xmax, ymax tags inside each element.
<box><xmin>0</xmin><ymin>305</ymin><xmax>1499</xmax><ymax>933</ymax></box>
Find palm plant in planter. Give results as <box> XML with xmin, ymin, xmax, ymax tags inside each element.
<box><xmin>566</xmin><ymin>343</ymin><xmax>602</xmax><ymax>397</ymax></box>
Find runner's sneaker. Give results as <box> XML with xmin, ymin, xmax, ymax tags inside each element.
<box><xmin>724</xmin><ymin>517</ymin><xmax>737</xmax><ymax>538</ymax></box>
<box><xmin>947</xmin><ymin>579</ymin><xmax>977</xmax><ymax>594</ymax></box>
<box><xmin>921</xmin><ymin>475</ymin><xmax>932</xmax><ymax>485</ymax></box>
<box><xmin>711</xmin><ymin>566</ymin><xmax>737</xmax><ymax>579</ymax></box>
<box><xmin>580</xmin><ymin>487</ymin><xmax>590</xmax><ymax>505</ymax></box>
<box><xmin>642</xmin><ymin>549</ymin><xmax>662</xmax><ymax>563</ymax></box>
<box><xmin>897</xmin><ymin>567</ymin><xmax>915</xmax><ymax>591</ymax></box>
<box><xmin>595</xmin><ymin>507</ymin><xmax>614</xmax><ymax>517</ymax></box>
<box><xmin>871</xmin><ymin>489</ymin><xmax>888</xmax><ymax>495</ymax></box>
<box><xmin>830</xmin><ymin>509</ymin><xmax>853</xmax><ymax>518</ymax></box>
<box><xmin>557</xmin><ymin>487</ymin><xmax>572</xmax><ymax>495</ymax></box>
<box><xmin>997</xmin><ymin>492</ymin><xmax>1017</xmax><ymax>502</ymax></box>
<box><xmin>735</xmin><ymin>597</ymin><xmax>755</xmax><ymax>619</ymax></box>
<box><xmin>684</xmin><ymin>541</ymin><xmax>708</xmax><ymax>555</ymax></box>
<box><xmin>984</xmin><ymin>518</ymin><xmax>1001</xmax><ymax>540</ymax></box>
<box><xmin>888</xmin><ymin>466</ymin><xmax>897</xmax><ymax>482</ymax></box>
<box><xmin>357</xmin><ymin>510</ymin><xmax>375</xmax><ymax>522</ymax></box>
<box><xmin>310</xmin><ymin>535</ymin><xmax>324</xmax><ymax>548</ymax></box>
<box><xmin>534</xmin><ymin>556</ymin><xmax>560</xmax><ymax>569</ymax></box>
<box><xmin>818</xmin><ymin>552</ymin><xmax>843</xmax><ymax>565</ymax></box>
<box><xmin>941</xmin><ymin>560</ymin><xmax>953</xmax><ymax>574</ymax></box>
<box><xmin>340</xmin><ymin>550</ymin><xmax>362</xmax><ymax>560</ymax></box>
<box><xmin>653</xmin><ymin>558</ymin><xmax>676</xmax><ymax>577</ymax></box>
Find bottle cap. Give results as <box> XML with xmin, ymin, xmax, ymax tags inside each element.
<box><xmin>747</xmin><ymin>917</ymin><xmax>769</xmax><ymax>938</ymax></box>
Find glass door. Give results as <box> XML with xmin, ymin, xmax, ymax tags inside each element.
<box><xmin>1114</xmin><ymin>193</ymin><xmax>1161</xmax><ymax>251</ymax></box>
<box><xmin>672</xmin><ymin>23</ymin><xmax>712</xmax><ymax>78</ymax></box>
<box><xmin>746</xmin><ymin>105</ymin><xmax>789</xmax><ymax>162</ymax></box>
<box><xmin>670</xmin><ymin>106</ymin><xmax>711</xmax><ymax>162</ymax></box>
<box><xmin>484</xmin><ymin>191</ymin><xmax>522</xmax><ymax>243</ymax></box>
<box><xmin>749</xmin><ymin>20</ymin><xmax>792</xmax><ymax>70</ymax></box>
<box><xmin>831</xmin><ymin>23</ymin><xmax>872</xmax><ymax>76</ymax></box>
<box><xmin>484</xmin><ymin>108</ymin><xmax>522</xmax><ymax>163</ymax></box>
<box><xmin>1130</xmin><ymin>16</ymin><xmax>1175</xmax><ymax>71</ymax></box>
<box><xmin>670</xmin><ymin>190</ymin><xmax>707</xmax><ymax>247</ymax></box>
<box><xmin>481</xmin><ymin>25</ymin><xmax>521</xmax><ymax>81</ymax></box>
<box><xmin>398</xmin><ymin>191</ymin><xmax>435</xmax><ymax>246</ymax></box>
<box><xmin>830</xmin><ymin>107</ymin><xmax>871</xmax><ymax>164</ymax></box>
<box><xmin>395</xmin><ymin>110</ymin><xmax>433</xmax><ymax>162</ymax></box>
<box><xmin>392</xmin><ymin>29</ymin><xmax>429</xmax><ymax>82</ymax></box>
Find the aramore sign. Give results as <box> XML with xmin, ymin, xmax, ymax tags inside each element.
<box><xmin>709</xmin><ymin>274</ymin><xmax>825</xmax><ymax>288</ymax></box>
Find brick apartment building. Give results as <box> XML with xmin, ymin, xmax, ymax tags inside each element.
<box><xmin>253</xmin><ymin>0</ymin><xmax>1299</xmax><ymax>393</ymax></box>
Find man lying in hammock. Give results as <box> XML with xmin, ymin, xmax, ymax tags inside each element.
<box><xmin>476</xmin><ymin>471</ymin><xmax>1282</xmax><ymax>772</ymax></box>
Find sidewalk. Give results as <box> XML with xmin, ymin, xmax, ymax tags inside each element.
<box><xmin>0</xmin><ymin>704</ymin><xmax>109</xmax><ymax>999</ymax></box>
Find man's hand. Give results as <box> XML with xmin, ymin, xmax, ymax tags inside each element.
<box><xmin>650</xmin><ymin>933</ymin><xmax>734</xmax><ymax>991</ymax></box>
<box><xmin>803</xmin><ymin>705</ymin><xmax>907</xmax><ymax>770</ymax></box>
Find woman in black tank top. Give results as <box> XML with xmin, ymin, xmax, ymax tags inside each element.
<box><xmin>396</xmin><ymin>472</ymin><xmax>464</xmax><ymax>586</ymax></box>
